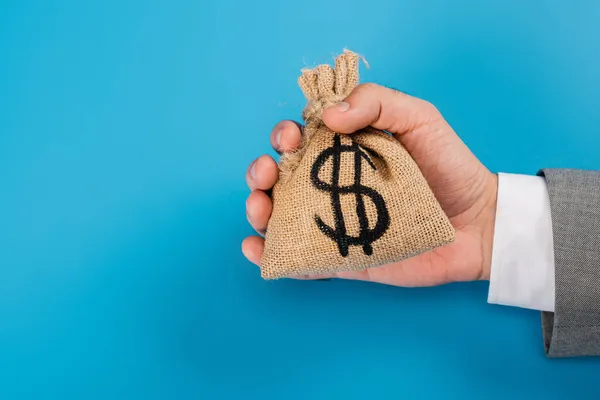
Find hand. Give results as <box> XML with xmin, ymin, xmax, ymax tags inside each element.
<box><xmin>242</xmin><ymin>84</ymin><xmax>498</xmax><ymax>286</ymax></box>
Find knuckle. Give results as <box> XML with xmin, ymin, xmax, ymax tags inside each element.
<box><xmin>265</xmin><ymin>154</ymin><xmax>277</xmax><ymax>165</ymax></box>
<box><xmin>282</xmin><ymin>119</ymin><xmax>298</xmax><ymax>129</ymax></box>
<box><xmin>354</xmin><ymin>82</ymin><xmax>379</xmax><ymax>93</ymax></box>
<box><xmin>419</xmin><ymin>99</ymin><xmax>441</xmax><ymax>117</ymax></box>
<box><xmin>273</xmin><ymin>120</ymin><xmax>286</xmax><ymax>131</ymax></box>
<box><xmin>256</xmin><ymin>154</ymin><xmax>274</xmax><ymax>169</ymax></box>
<box><xmin>275</xmin><ymin>121</ymin><xmax>290</xmax><ymax>133</ymax></box>
<box><xmin>275</xmin><ymin>120</ymin><xmax>301</xmax><ymax>135</ymax></box>
<box><xmin>245</xmin><ymin>192</ymin><xmax>255</xmax><ymax>207</ymax></box>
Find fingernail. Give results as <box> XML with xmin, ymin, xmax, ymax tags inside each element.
<box><xmin>249</xmin><ymin>161</ymin><xmax>257</xmax><ymax>181</ymax></box>
<box><xmin>275</xmin><ymin>129</ymin><xmax>283</xmax><ymax>148</ymax></box>
<box><xmin>335</xmin><ymin>102</ymin><xmax>350</xmax><ymax>112</ymax></box>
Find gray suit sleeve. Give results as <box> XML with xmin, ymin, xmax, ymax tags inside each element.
<box><xmin>538</xmin><ymin>169</ymin><xmax>600</xmax><ymax>357</ymax></box>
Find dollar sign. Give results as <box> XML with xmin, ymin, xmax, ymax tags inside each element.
<box><xmin>310</xmin><ymin>134</ymin><xmax>390</xmax><ymax>257</ymax></box>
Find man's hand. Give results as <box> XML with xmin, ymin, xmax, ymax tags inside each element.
<box><xmin>242</xmin><ymin>84</ymin><xmax>498</xmax><ymax>286</ymax></box>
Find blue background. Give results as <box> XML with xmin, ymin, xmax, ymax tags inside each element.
<box><xmin>1</xmin><ymin>0</ymin><xmax>599</xmax><ymax>398</ymax></box>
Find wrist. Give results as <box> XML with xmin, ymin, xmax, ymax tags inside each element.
<box><xmin>479</xmin><ymin>173</ymin><xmax>498</xmax><ymax>281</ymax></box>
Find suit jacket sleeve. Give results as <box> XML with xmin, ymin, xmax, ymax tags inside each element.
<box><xmin>538</xmin><ymin>169</ymin><xmax>600</xmax><ymax>357</ymax></box>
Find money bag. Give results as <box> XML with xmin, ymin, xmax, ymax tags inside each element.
<box><xmin>260</xmin><ymin>50</ymin><xmax>455</xmax><ymax>279</ymax></box>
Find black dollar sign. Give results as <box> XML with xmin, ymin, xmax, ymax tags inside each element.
<box><xmin>310</xmin><ymin>134</ymin><xmax>390</xmax><ymax>257</ymax></box>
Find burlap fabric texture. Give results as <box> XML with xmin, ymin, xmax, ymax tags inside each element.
<box><xmin>260</xmin><ymin>50</ymin><xmax>455</xmax><ymax>279</ymax></box>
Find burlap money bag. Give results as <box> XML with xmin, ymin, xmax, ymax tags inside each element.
<box><xmin>260</xmin><ymin>50</ymin><xmax>455</xmax><ymax>279</ymax></box>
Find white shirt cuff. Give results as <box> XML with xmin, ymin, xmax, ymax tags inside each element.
<box><xmin>488</xmin><ymin>173</ymin><xmax>556</xmax><ymax>312</ymax></box>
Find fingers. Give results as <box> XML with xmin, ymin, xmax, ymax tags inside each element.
<box><xmin>246</xmin><ymin>190</ymin><xmax>272</xmax><ymax>234</ymax></box>
<box><xmin>246</xmin><ymin>155</ymin><xmax>278</xmax><ymax>191</ymax></box>
<box><xmin>246</xmin><ymin>120</ymin><xmax>302</xmax><ymax>191</ymax></box>
<box><xmin>270</xmin><ymin>120</ymin><xmax>302</xmax><ymax>153</ymax></box>
<box><xmin>321</xmin><ymin>83</ymin><xmax>441</xmax><ymax>137</ymax></box>
<box><xmin>241</xmin><ymin>236</ymin><xmax>264</xmax><ymax>265</ymax></box>
<box><xmin>243</xmin><ymin>120</ymin><xmax>303</xmax><ymax>268</ymax></box>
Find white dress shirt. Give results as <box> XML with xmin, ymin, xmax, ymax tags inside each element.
<box><xmin>487</xmin><ymin>173</ymin><xmax>556</xmax><ymax>312</ymax></box>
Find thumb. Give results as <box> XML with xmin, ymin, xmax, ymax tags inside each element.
<box><xmin>321</xmin><ymin>83</ymin><xmax>492</xmax><ymax>219</ymax></box>
<box><xmin>320</xmin><ymin>82</ymin><xmax>474</xmax><ymax>171</ymax></box>
<box><xmin>322</xmin><ymin>83</ymin><xmax>442</xmax><ymax>140</ymax></box>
